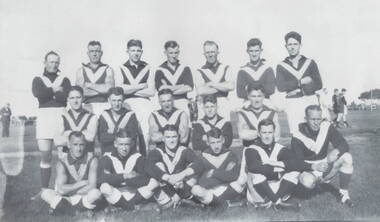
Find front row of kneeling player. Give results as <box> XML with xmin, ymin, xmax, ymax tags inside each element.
<box><xmin>41</xmin><ymin>105</ymin><xmax>354</xmax><ymax>214</ymax></box>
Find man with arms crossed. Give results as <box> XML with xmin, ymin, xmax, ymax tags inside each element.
<box><xmin>291</xmin><ymin>105</ymin><xmax>354</xmax><ymax>207</ymax></box>
<box><xmin>76</xmin><ymin>41</ymin><xmax>115</xmax><ymax>116</ymax></box>
<box><xmin>276</xmin><ymin>31</ymin><xmax>322</xmax><ymax>134</ymax></box>
<box><xmin>195</xmin><ymin>41</ymin><xmax>235</xmax><ymax>120</ymax></box>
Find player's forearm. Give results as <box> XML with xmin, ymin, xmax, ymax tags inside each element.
<box><xmin>135</xmin><ymin>88</ymin><xmax>155</xmax><ymax>97</ymax></box>
<box><xmin>172</xmin><ymin>85</ymin><xmax>192</xmax><ymax>95</ymax></box>
<box><xmin>239</xmin><ymin>129</ymin><xmax>258</xmax><ymax>141</ymax></box>
<box><xmin>88</xmin><ymin>83</ymin><xmax>112</xmax><ymax>94</ymax></box>
<box><xmin>76</xmin><ymin>184</ymin><xmax>96</xmax><ymax>195</ymax></box>
<box><xmin>150</xmin><ymin>132</ymin><xmax>163</xmax><ymax>143</ymax></box>
<box><xmin>57</xmin><ymin>181</ymin><xmax>87</xmax><ymax>195</ymax></box>
<box><xmin>210</xmin><ymin>82</ymin><xmax>234</xmax><ymax>92</ymax></box>
<box><xmin>121</xmin><ymin>84</ymin><xmax>144</xmax><ymax>95</ymax></box>
<box><xmin>83</xmin><ymin>87</ymin><xmax>100</xmax><ymax>97</ymax></box>
<box><xmin>197</xmin><ymin>85</ymin><xmax>218</xmax><ymax>96</ymax></box>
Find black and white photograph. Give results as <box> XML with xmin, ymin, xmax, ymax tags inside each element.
<box><xmin>0</xmin><ymin>0</ymin><xmax>379</xmax><ymax>221</ymax></box>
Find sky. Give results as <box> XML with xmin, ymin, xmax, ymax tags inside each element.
<box><xmin>0</xmin><ymin>0</ymin><xmax>380</xmax><ymax>115</ymax></box>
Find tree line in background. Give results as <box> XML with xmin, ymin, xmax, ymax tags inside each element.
<box><xmin>359</xmin><ymin>89</ymin><xmax>380</xmax><ymax>100</ymax></box>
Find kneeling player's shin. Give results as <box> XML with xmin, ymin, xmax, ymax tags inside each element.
<box><xmin>252</xmin><ymin>174</ymin><xmax>277</xmax><ymax>203</ymax></box>
<box><xmin>274</xmin><ymin>171</ymin><xmax>299</xmax><ymax>202</ymax></box>
<box><xmin>40</xmin><ymin>151</ymin><xmax>52</xmax><ymax>188</ymax></box>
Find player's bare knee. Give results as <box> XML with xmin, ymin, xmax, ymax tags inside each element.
<box><xmin>283</xmin><ymin>171</ymin><xmax>300</xmax><ymax>184</ymax></box>
<box><xmin>252</xmin><ymin>173</ymin><xmax>267</xmax><ymax>185</ymax></box>
<box><xmin>186</xmin><ymin>177</ymin><xmax>197</xmax><ymax>187</ymax></box>
<box><xmin>148</xmin><ymin>178</ymin><xmax>160</xmax><ymax>190</ymax></box>
<box><xmin>100</xmin><ymin>183</ymin><xmax>112</xmax><ymax>196</ymax></box>
<box><xmin>299</xmin><ymin>172</ymin><xmax>317</xmax><ymax>189</ymax></box>
<box><xmin>88</xmin><ymin>188</ymin><xmax>102</xmax><ymax>200</ymax></box>
<box><xmin>339</xmin><ymin>152</ymin><xmax>353</xmax><ymax>174</ymax></box>
<box><xmin>41</xmin><ymin>189</ymin><xmax>57</xmax><ymax>201</ymax></box>
<box><xmin>191</xmin><ymin>185</ymin><xmax>205</xmax><ymax>197</ymax></box>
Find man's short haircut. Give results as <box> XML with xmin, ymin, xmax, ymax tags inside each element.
<box><xmin>285</xmin><ymin>31</ymin><xmax>302</xmax><ymax>44</ymax></box>
<box><xmin>342</xmin><ymin>88</ymin><xmax>346</xmax><ymax>92</ymax></box>
<box><xmin>108</xmin><ymin>87</ymin><xmax>124</xmax><ymax>98</ymax></box>
<box><xmin>164</xmin><ymin>41</ymin><xmax>179</xmax><ymax>50</ymax></box>
<box><xmin>127</xmin><ymin>39</ymin><xmax>143</xmax><ymax>49</ymax></box>
<box><xmin>206</xmin><ymin>127</ymin><xmax>223</xmax><ymax>139</ymax></box>
<box><xmin>158</xmin><ymin>88</ymin><xmax>174</xmax><ymax>96</ymax></box>
<box><xmin>203</xmin><ymin>40</ymin><xmax>219</xmax><ymax>49</ymax></box>
<box><xmin>68</xmin><ymin>131</ymin><xmax>85</xmax><ymax>141</ymax></box>
<box><xmin>68</xmin><ymin>85</ymin><xmax>84</xmax><ymax>96</ymax></box>
<box><xmin>246</xmin><ymin>83</ymin><xmax>265</xmax><ymax>95</ymax></box>
<box><xmin>334</xmin><ymin>88</ymin><xmax>339</xmax><ymax>92</ymax></box>
<box><xmin>44</xmin><ymin>51</ymin><xmax>59</xmax><ymax>61</ymax></box>
<box><xmin>203</xmin><ymin>94</ymin><xmax>217</xmax><ymax>105</ymax></box>
<box><xmin>247</xmin><ymin>38</ymin><xmax>262</xmax><ymax>49</ymax></box>
<box><xmin>305</xmin><ymin>105</ymin><xmax>322</xmax><ymax>116</ymax></box>
<box><xmin>115</xmin><ymin>129</ymin><xmax>133</xmax><ymax>139</ymax></box>
<box><xmin>258</xmin><ymin>119</ymin><xmax>276</xmax><ymax>131</ymax></box>
<box><xmin>88</xmin><ymin>40</ymin><xmax>101</xmax><ymax>48</ymax></box>
<box><xmin>162</xmin><ymin>124</ymin><xmax>178</xmax><ymax>134</ymax></box>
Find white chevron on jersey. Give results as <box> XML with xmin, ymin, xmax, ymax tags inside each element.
<box><xmin>197</xmin><ymin>118</ymin><xmax>227</xmax><ymax>132</ymax></box>
<box><xmin>61</xmin><ymin>154</ymin><xmax>92</xmax><ymax>182</ymax></box>
<box><xmin>40</xmin><ymin>75</ymin><xmax>65</xmax><ymax>88</ymax></box>
<box><xmin>278</xmin><ymin>59</ymin><xmax>311</xmax><ymax>80</ymax></box>
<box><xmin>293</xmin><ymin>121</ymin><xmax>330</xmax><ymax>154</ymax></box>
<box><xmin>250</xmin><ymin>143</ymin><xmax>284</xmax><ymax>164</ymax></box>
<box><xmin>239</xmin><ymin>109</ymin><xmax>273</xmax><ymax>129</ymax></box>
<box><xmin>202</xmin><ymin>151</ymin><xmax>230</xmax><ymax>169</ymax></box>
<box><xmin>120</xmin><ymin>65</ymin><xmax>150</xmax><ymax>85</ymax></box>
<box><xmin>156</xmin><ymin>146</ymin><xmax>186</xmax><ymax>174</ymax></box>
<box><xmin>152</xmin><ymin>110</ymin><xmax>183</xmax><ymax>128</ymax></box>
<box><xmin>241</xmin><ymin>63</ymin><xmax>269</xmax><ymax>80</ymax></box>
<box><xmin>198</xmin><ymin>64</ymin><xmax>228</xmax><ymax>83</ymax></box>
<box><xmin>157</xmin><ymin>64</ymin><xmax>186</xmax><ymax>85</ymax></box>
<box><xmin>62</xmin><ymin>109</ymin><xmax>92</xmax><ymax>131</ymax></box>
<box><xmin>104</xmin><ymin>152</ymin><xmax>141</xmax><ymax>174</ymax></box>
<box><xmin>101</xmin><ymin>111</ymin><xmax>135</xmax><ymax>133</ymax></box>
<box><xmin>82</xmin><ymin>65</ymin><xmax>109</xmax><ymax>83</ymax></box>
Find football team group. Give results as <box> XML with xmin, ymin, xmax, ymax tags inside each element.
<box><xmin>30</xmin><ymin>31</ymin><xmax>354</xmax><ymax>216</ymax></box>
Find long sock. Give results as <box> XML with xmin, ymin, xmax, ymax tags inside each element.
<box><xmin>209</xmin><ymin>196</ymin><xmax>226</xmax><ymax>207</ymax></box>
<box><xmin>129</xmin><ymin>192</ymin><xmax>145</xmax><ymax>206</ymax></box>
<box><xmin>40</xmin><ymin>167</ymin><xmax>51</xmax><ymax>188</ymax></box>
<box><xmin>114</xmin><ymin>197</ymin><xmax>134</xmax><ymax>211</ymax></box>
<box><xmin>253</xmin><ymin>181</ymin><xmax>277</xmax><ymax>203</ymax></box>
<box><xmin>162</xmin><ymin>185</ymin><xmax>177</xmax><ymax>197</ymax></box>
<box><xmin>274</xmin><ymin>180</ymin><xmax>297</xmax><ymax>202</ymax></box>
<box><xmin>339</xmin><ymin>172</ymin><xmax>352</xmax><ymax>190</ymax></box>
<box><xmin>177</xmin><ymin>183</ymin><xmax>192</xmax><ymax>199</ymax></box>
<box><xmin>218</xmin><ymin>185</ymin><xmax>240</xmax><ymax>201</ymax></box>
<box><xmin>54</xmin><ymin>198</ymin><xmax>72</xmax><ymax>214</ymax></box>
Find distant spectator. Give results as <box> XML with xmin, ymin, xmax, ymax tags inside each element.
<box><xmin>0</xmin><ymin>103</ymin><xmax>12</xmax><ymax>137</ymax></box>
<box><xmin>332</xmin><ymin>89</ymin><xmax>339</xmax><ymax>125</ymax></box>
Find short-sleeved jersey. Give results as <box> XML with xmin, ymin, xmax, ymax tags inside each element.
<box><xmin>78</xmin><ymin>63</ymin><xmax>111</xmax><ymax>103</ymax></box>
<box><xmin>32</xmin><ymin>71</ymin><xmax>71</xmax><ymax>108</ymax></box>
<box><xmin>192</xmin><ymin>115</ymin><xmax>233</xmax><ymax>151</ymax></box>
<box><xmin>196</xmin><ymin>62</ymin><xmax>231</xmax><ymax>98</ymax></box>
<box><xmin>59</xmin><ymin>153</ymin><xmax>95</xmax><ymax>185</ymax></box>
<box><xmin>276</xmin><ymin>55</ymin><xmax>322</xmax><ymax>98</ymax></box>
<box><xmin>238</xmin><ymin>106</ymin><xmax>277</xmax><ymax>146</ymax></box>
<box><xmin>236</xmin><ymin>60</ymin><xmax>276</xmax><ymax>99</ymax></box>
<box><xmin>118</xmin><ymin>60</ymin><xmax>153</xmax><ymax>100</ymax></box>
<box><xmin>154</xmin><ymin>61</ymin><xmax>193</xmax><ymax>100</ymax></box>
<box><xmin>150</xmin><ymin>109</ymin><xmax>184</xmax><ymax>132</ymax></box>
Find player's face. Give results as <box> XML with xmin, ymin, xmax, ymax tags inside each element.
<box><xmin>159</xmin><ymin>94</ymin><xmax>174</xmax><ymax>113</ymax></box>
<box><xmin>203</xmin><ymin>44</ymin><xmax>219</xmax><ymax>64</ymax></box>
<box><xmin>259</xmin><ymin>125</ymin><xmax>275</xmax><ymax>145</ymax></box>
<box><xmin>163</xmin><ymin>130</ymin><xmax>179</xmax><ymax>150</ymax></box>
<box><xmin>87</xmin><ymin>45</ymin><xmax>103</xmax><ymax>64</ymax></box>
<box><xmin>109</xmin><ymin>94</ymin><xmax>124</xmax><ymax>112</ymax></box>
<box><xmin>44</xmin><ymin>54</ymin><xmax>60</xmax><ymax>73</ymax></box>
<box><xmin>306</xmin><ymin>109</ymin><xmax>323</xmax><ymax>131</ymax></box>
<box><xmin>248</xmin><ymin>90</ymin><xmax>264</xmax><ymax>109</ymax></box>
<box><xmin>68</xmin><ymin>136</ymin><xmax>85</xmax><ymax>159</ymax></box>
<box><xmin>68</xmin><ymin>90</ymin><xmax>83</xmax><ymax>111</ymax></box>
<box><xmin>204</xmin><ymin>102</ymin><xmax>217</xmax><ymax>119</ymax></box>
<box><xmin>247</xmin><ymin>45</ymin><xmax>262</xmax><ymax>62</ymax></box>
<box><xmin>114</xmin><ymin>137</ymin><xmax>133</xmax><ymax>157</ymax></box>
<box><xmin>165</xmin><ymin>47</ymin><xmax>180</xmax><ymax>64</ymax></box>
<box><xmin>127</xmin><ymin>46</ymin><xmax>143</xmax><ymax>63</ymax></box>
<box><xmin>207</xmin><ymin>136</ymin><xmax>224</xmax><ymax>154</ymax></box>
<box><xmin>285</xmin><ymin>38</ymin><xmax>301</xmax><ymax>57</ymax></box>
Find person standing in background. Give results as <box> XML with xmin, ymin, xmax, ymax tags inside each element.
<box><xmin>0</xmin><ymin>103</ymin><xmax>11</xmax><ymax>137</ymax></box>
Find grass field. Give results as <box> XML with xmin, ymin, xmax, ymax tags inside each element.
<box><xmin>1</xmin><ymin>110</ymin><xmax>380</xmax><ymax>222</ymax></box>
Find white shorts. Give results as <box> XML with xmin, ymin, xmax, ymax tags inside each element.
<box><xmin>36</xmin><ymin>107</ymin><xmax>64</xmax><ymax>140</ymax></box>
<box><xmin>124</xmin><ymin>98</ymin><xmax>152</xmax><ymax>135</ymax></box>
<box><xmin>83</xmin><ymin>102</ymin><xmax>110</xmax><ymax>117</ymax></box>
<box><xmin>305</xmin><ymin>158</ymin><xmax>328</xmax><ymax>178</ymax></box>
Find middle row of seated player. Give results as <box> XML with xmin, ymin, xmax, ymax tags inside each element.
<box><xmin>54</xmin><ymin>83</ymin><xmax>278</xmax><ymax>156</ymax></box>
<box><xmin>41</xmin><ymin>120</ymin><xmax>300</xmax><ymax>213</ymax></box>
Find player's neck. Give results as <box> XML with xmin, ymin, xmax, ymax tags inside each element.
<box><xmin>129</xmin><ymin>59</ymin><xmax>140</xmax><ymax>67</ymax></box>
<box><xmin>250</xmin><ymin>106</ymin><xmax>263</xmax><ymax>113</ymax></box>
<box><xmin>167</xmin><ymin>61</ymin><xmax>178</xmax><ymax>70</ymax></box>
<box><xmin>250</xmin><ymin>59</ymin><xmax>261</xmax><ymax>66</ymax></box>
<box><xmin>89</xmin><ymin>62</ymin><xmax>101</xmax><ymax>69</ymax></box>
<box><xmin>206</xmin><ymin>115</ymin><xmax>218</xmax><ymax>124</ymax></box>
<box><xmin>71</xmin><ymin>108</ymin><xmax>83</xmax><ymax>117</ymax></box>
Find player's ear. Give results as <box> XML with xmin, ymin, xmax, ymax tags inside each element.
<box><xmin>221</xmin><ymin>137</ymin><xmax>225</xmax><ymax>144</ymax></box>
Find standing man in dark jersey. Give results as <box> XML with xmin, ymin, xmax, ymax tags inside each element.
<box><xmin>32</xmin><ymin>51</ymin><xmax>71</xmax><ymax>198</ymax></box>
